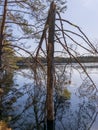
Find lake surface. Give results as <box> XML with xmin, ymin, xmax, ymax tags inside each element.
<box><xmin>0</xmin><ymin>63</ymin><xmax>98</xmax><ymax>130</ymax></box>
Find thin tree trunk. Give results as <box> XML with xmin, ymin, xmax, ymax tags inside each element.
<box><xmin>0</xmin><ymin>0</ymin><xmax>7</xmax><ymax>70</ymax></box>
<box><xmin>46</xmin><ymin>2</ymin><xmax>56</xmax><ymax>130</ymax></box>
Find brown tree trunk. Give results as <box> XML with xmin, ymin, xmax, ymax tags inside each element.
<box><xmin>0</xmin><ymin>0</ymin><xmax>7</xmax><ymax>70</ymax></box>
<box><xmin>46</xmin><ymin>2</ymin><xmax>56</xmax><ymax>130</ymax></box>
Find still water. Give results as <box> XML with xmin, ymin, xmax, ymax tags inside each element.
<box><xmin>0</xmin><ymin>63</ymin><xmax>98</xmax><ymax>130</ymax></box>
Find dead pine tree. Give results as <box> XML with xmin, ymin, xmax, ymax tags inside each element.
<box><xmin>46</xmin><ymin>2</ymin><xmax>56</xmax><ymax>130</ymax></box>
<box><xmin>35</xmin><ymin>2</ymin><xmax>56</xmax><ymax>129</ymax></box>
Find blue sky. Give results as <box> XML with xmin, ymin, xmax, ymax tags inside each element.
<box><xmin>65</xmin><ymin>0</ymin><xmax>98</xmax><ymax>40</ymax></box>
<box><xmin>14</xmin><ymin>0</ymin><xmax>98</xmax><ymax>56</ymax></box>
<box><xmin>51</xmin><ymin>0</ymin><xmax>98</xmax><ymax>57</ymax></box>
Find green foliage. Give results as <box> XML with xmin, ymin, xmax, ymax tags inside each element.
<box><xmin>21</xmin><ymin>25</ymin><xmax>33</xmax><ymax>35</ymax></box>
<box><xmin>2</xmin><ymin>41</ymin><xmax>18</xmax><ymax>72</ymax></box>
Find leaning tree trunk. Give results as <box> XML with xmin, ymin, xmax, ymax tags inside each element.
<box><xmin>46</xmin><ymin>2</ymin><xmax>56</xmax><ymax>130</ymax></box>
<box><xmin>0</xmin><ymin>0</ymin><xmax>7</xmax><ymax>72</ymax></box>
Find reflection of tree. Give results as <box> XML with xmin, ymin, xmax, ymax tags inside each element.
<box><xmin>0</xmin><ymin>72</ymin><xmax>14</xmax><ymax>122</ymax></box>
<box><xmin>77</xmin><ymin>77</ymin><xmax>98</xmax><ymax>130</ymax></box>
<box><xmin>1</xmin><ymin>65</ymin><xmax>71</xmax><ymax>130</ymax></box>
<box><xmin>1</xmin><ymin>66</ymin><xmax>98</xmax><ymax>130</ymax></box>
<box><xmin>76</xmin><ymin>101</ymin><xmax>96</xmax><ymax>130</ymax></box>
<box><xmin>54</xmin><ymin>98</ymin><xmax>97</xmax><ymax>130</ymax></box>
<box><xmin>3</xmin><ymin>68</ymin><xmax>46</xmax><ymax>130</ymax></box>
<box><xmin>78</xmin><ymin>78</ymin><xmax>96</xmax><ymax>98</ymax></box>
<box><xmin>54</xmin><ymin>68</ymin><xmax>98</xmax><ymax>130</ymax></box>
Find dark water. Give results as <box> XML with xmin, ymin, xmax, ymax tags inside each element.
<box><xmin>0</xmin><ymin>64</ymin><xmax>98</xmax><ymax>130</ymax></box>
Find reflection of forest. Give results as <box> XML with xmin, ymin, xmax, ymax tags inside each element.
<box><xmin>0</xmin><ymin>66</ymin><xmax>98</xmax><ymax>130</ymax></box>
<box><xmin>0</xmin><ymin>72</ymin><xmax>14</xmax><ymax>115</ymax></box>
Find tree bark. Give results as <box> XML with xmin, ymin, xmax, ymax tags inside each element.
<box><xmin>46</xmin><ymin>2</ymin><xmax>56</xmax><ymax>130</ymax></box>
<box><xmin>0</xmin><ymin>0</ymin><xmax>7</xmax><ymax>70</ymax></box>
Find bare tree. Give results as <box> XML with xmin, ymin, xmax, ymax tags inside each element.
<box><xmin>0</xmin><ymin>1</ymin><xmax>98</xmax><ymax>130</ymax></box>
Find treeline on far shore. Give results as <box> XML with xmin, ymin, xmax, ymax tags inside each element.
<box><xmin>15</xmin><ymin>56</ymin><xmax>98</xmax><ymax>66</ymax></box>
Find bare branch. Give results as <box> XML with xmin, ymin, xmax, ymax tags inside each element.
<box><xmin>56</xmin><ymin>24</ymin><xmax>94</xmax><ymax>54</ymax></box>
<box><xmin>55</xmin><ymin>34</ymin><xmax>97</xmax><ymax>89</ymax></box>
<box><xmin>56</xmin><ymin>13</ymin><xmax>97</xmax><ymax>53</ymax></box>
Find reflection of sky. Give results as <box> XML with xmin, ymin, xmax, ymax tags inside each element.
<box><xmin>67</xmin><ymin>66</ymin><xmax>98</xmax><ymax>130</ymax></box>
<box><xmin>91</xmin><ymin>115</ymin><xmax>98</xmax><ymax>130</ymax></box>
<box><xmin>2</xmin><ymin>65</ymin><xmax>98</xmax><ymax>129</ymax></box>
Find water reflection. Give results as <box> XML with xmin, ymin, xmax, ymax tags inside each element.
<box><xmin>0</xmin><ymin>72</ymin><xmax>14</xmax><ymax>120</ymax></box>
<box><xmin>0</xmin><ymin>64</ymin><xmax>98</xmax><ymax>130</ymax></box>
